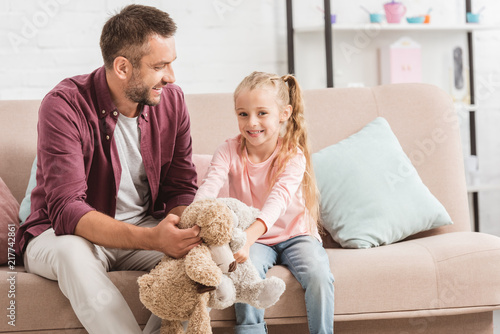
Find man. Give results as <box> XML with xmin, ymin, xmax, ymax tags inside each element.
<box><xmin>15</xmin><ymin>5</ymin><xmax>200</xmax><ymax>333</ymax></box>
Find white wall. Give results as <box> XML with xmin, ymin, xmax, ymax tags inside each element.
<box><xmin>1</xmin><ymin>0</ymin><xmax>499</xmax><ymax>235</ymax></box>
<box><xmin>0</xmin><ymin>0</ymin><xmax>287</xmax><ymax>99</ymax></box>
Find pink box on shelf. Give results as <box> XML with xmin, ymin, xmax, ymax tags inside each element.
<box><xmin>380</xmin><ymin>37</ymin><xmax>422</xmax><ymax>84</ymax></box>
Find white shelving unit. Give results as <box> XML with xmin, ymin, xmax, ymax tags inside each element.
<box><xmin>285</xmin><ymin>0</ymin><xmax>500</xmax><ymax>231</ymax></box>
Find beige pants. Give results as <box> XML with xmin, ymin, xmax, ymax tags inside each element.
<box><xmin>24</xmin><ymin>216</ymin><xmax>164</xmax><ymax>334</ymax></box>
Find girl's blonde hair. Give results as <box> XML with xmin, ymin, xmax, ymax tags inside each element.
<box><xmin>234</xmin><ymin>71</ymin><xmax>321</xmax><ymax>233</ymax></box>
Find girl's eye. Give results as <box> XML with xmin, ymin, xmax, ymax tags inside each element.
<box><xmin>259</xmin><ymin>112</ymin><xmax>267</xmax><ymax>116</ymax></box>
<box><xmin>238</xmin><ymin>112</ymin><xmax>247</xmax><ymax>117</ymax></box>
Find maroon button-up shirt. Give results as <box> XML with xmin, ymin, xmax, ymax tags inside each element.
<box><xmin>15</xmin><ymin>66</ymin><xmax>198</xmax><ymax>255</ymax></box>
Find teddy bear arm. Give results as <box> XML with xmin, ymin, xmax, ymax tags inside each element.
<box><xmin>186</xmin><ymin>293</ymin><xmax>211</xmax><ymax>334</ymax></box>
<box><xmin>185</xmin><ymin>245</ymin><xmax>222</xmax><ymax>287</ymax></box>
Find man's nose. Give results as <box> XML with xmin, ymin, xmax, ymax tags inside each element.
<box><xmin>163</xmin><ymin>64</ymin><xmax>175</xmax><ymax>84</ymax></box>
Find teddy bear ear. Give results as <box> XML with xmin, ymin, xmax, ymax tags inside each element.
<box><xmin>137</xmin><ymin>273</ymin><xmax>156</xmax><ymax>304</ymax></box>
<box><xmin>179</xmin><ymin>198</ymin><xmax>218</xmax><ymax>229</ymax></box>
<box><xmin>138</xmin><ymin>273</ymin><xmax>152</xmax><ymax>288</ymax></box>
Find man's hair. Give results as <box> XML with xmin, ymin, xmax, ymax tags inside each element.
<box><xmin>100</xmin><ymin>4</ymin><xmax>177</xmax><ymax>69</ymax></box>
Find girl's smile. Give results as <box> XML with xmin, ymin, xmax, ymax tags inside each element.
<box><xmin>247</xmin><ymin>130</ymin><xmax>264</xmax><ymax>136</ymax></box>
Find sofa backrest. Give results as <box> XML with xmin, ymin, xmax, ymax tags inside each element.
<box><xmin>0</xmin><ymin>83</ymin><xmax>470</xmax><ymax>237</ymax></box>
<box><xmin>0</xmin><ymin>100</ymin><xmax>40</xmax><ymax>204</ymax></box>
<box><xmin>185</xmin><ymin>84</ymin><xmax>470</xmax><ymax>237</ymax></box>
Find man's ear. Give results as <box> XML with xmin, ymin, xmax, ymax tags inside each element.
<box><xmin>280</xmin><ymin>105</ymin><xmax>292</xmax><ymax>123</ymax></box>
<box><xmin>113</xmin><ymin>56</ymin><xmax>131</xmax><ymax>80</ymax></box>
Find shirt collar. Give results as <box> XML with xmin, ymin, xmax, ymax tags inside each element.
<box><xmin>93</xmin><ymin>66</ymin><xmax>149</xmax><ymax>122</ymax></box>
<box><xmin>94</xmin><ymin>66</ymin><xmax>118</xmax><ymax>119</ymax></box>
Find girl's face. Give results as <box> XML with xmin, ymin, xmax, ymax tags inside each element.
<box><xmin>235</xmin><ymin>87</ymin><xmax>291</xmax><ymax>158</ymax></box>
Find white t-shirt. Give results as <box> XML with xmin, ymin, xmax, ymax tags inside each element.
<box><xmin>113</xmin><ymin>112</ymin><xmax>150</xmax><ymax>224</ymax></box>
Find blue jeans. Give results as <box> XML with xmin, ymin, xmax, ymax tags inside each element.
<box><xmin>234</xmin><ymin>235</ymin><xmax>334</xmax><ymax>334</ymax></box>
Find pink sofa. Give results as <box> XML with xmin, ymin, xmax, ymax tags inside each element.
<box><xmin>2</xmin><ymin>83</ymin><xmax>500</xmax><ymax>333</ymax></box>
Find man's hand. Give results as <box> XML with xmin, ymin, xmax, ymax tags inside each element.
<box><xmin>152</xmin><ymin>214</ymin><xmax>202</xmax><ymax>258</ymax></box>
<box><xmin>75</xmin><ymin>210</ymin><xmax>201</xmax><ymax>257</ymax></box>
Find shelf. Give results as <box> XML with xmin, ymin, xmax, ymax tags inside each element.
<box><xmin>454</xmin><ymin>103</ymin><xmax>477</xmax><ymax>112</ymax></box>
<box><xmin>295</xmin><ymin>23</ymin><xmax>500</xmax><ymax>33</ymax></box>
<box><xmin>467</xmin><ymin>183</ymin><xmax>500</xmax><ymax>193</ymax></box>
<box><xmin>454</xmin><ymin>104</ymin><xmax>500</xmax><ymax>112</ymax></box>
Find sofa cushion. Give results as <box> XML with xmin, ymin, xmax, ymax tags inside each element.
<box><xmin>0</xmin><ymin>267</ymin><xmax>150</xmax><ymax>332</ymax></box>
<box><xmin>0</xmin><ymin>178</ymin><xmax>20</xmax><ymax>264</ymax></box>
<box><xmin>312</xmin><ymin>117</ymin><xmax>452</xmax><ymax>249</ymax></box>
<box><xmin>209</xmin><ymin>232</ymin><xmax>500</xmax><ymax>323</ymax></box>
<box><xmin>330</xmin><ymin>232</ymin><xmax>500</xmax><ymax>319</ymax></box>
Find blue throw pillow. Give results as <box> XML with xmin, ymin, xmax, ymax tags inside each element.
<box><xmin>312</xmin><ymin>117</ymin><xmax>452</xmax><ymax>248</ymax></box>
<box><xmin>19</xmin><ymin>156</ymin><xmax>37</xmax><ymax>225</ymax></box>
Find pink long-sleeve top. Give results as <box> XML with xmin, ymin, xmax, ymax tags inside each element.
<box><xmin>195</xmin><ymin>136</ymin><xmax>321</xmax><ymax>246</ymax></box>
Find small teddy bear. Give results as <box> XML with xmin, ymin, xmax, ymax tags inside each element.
<box><xmin>208</xmin><ymin>198</ymin><xmax>286</xmax><ymax>311</ymax></box>
<box><xmin>137</xmin><ymin>198</ymin><xmax>237</xmax><ymax>334</ymax></box>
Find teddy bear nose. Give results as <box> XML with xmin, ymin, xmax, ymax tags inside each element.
<box><xmin>229</xmin><ymin>261</ymin><xmax>237</xmax><ymax>272</ymax></box>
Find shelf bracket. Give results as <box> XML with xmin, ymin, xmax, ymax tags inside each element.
<box><xmin>324</xmin><ymin>0</ymin><xmax>334</xmax><ymax>87</ymax></box>
<box><xmin>466</xmin><ymin>0</ymin><xmax>480</xmax><ymax>232</ymax></box>
<box><xmin>286</xmin><ymin>0</ymin><xmax>295</xmax><ymax>75</ymax></box>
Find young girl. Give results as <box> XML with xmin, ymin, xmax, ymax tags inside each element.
<box><xmin>194</xmin><ymin>71</ymin><xmax>334</xmax><ymax>334</ymax></box>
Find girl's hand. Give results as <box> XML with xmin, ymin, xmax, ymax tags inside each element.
<box><xmin>234</xmin><ymin>240</ymin><xmax>251</xmax><ymax>263</ymax></box>
<box><xmin>234</xmin><ymin>219</ymin><xmax>267</xmax><ymax>263</ymax></box>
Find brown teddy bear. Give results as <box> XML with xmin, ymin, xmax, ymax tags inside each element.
<box><xmin>137</xmin><ymin>198</ymin><xmax>237</xmax><ymax>334</ymax></box>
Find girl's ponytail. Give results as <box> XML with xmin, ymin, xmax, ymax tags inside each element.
<box><xmin>279</xmin><ymin>74</ymin><xmax>320</xmax><ymax>233</ymax></box>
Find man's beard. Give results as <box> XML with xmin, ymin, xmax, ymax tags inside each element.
<box><xmin>125</xmin><ymin>70</ymin><xmax>160</xmax><ymax>106</ymax></box>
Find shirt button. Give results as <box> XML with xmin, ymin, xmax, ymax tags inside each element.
<box><xmin>144</xmin><ymin>113</ymin><xmax>148</xmax><ymax>117</ymax></box>
<box><xmin>113</xmin><ymin>111</ymin><xmax>118</xmax><ymax>116</ymax></box>
<box><xmin>106</xmin><ymin>135</ymin><xmax>110</xmax><ymax>140</ymax></box>
<box><xmin>101</xmin><ymin>110</ymin><xmax>106</xmax><ymax>114</ymax></box>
